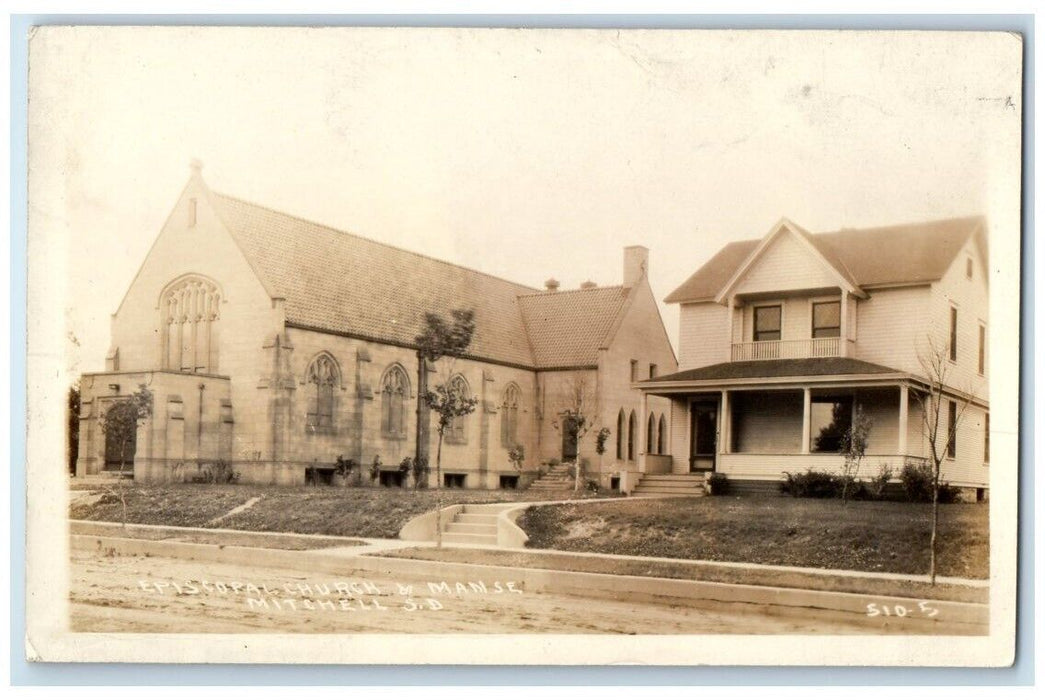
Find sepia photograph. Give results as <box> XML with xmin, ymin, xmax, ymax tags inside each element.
<box><xmin>23</xmin><ymin>24</ymin><xmax>1023</xmax><ymax>666</ymax></box>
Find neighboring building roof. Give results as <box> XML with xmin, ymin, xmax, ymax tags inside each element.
<box><xmin>666</xmin><ymin>215</ymin><xmax>986</xmax><ymax>303</ymax></box>
<box><xmin>210</xmin><ymin>191</ymin><xmax>634</xmax><ymax>370</ymax></box>
<box><xmin>642</xmin><ymin>357</ymin><xmax>902</xmax><ymax>383</ymax></box>
<box><xmin>518</xmin><ymin>286</ymin><xmax>631</xmax><ymax>368</ymax></box>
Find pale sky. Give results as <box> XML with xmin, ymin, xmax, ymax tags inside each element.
<box><xmin>27</xmin><ymin>27</ymin><xmax>1023</xmax><ymax>377</ymax></box>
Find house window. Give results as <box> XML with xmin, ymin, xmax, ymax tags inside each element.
<box><xmin>810</xmin><ymin>395</ymin><xmax>853</xmax><ymax>453</ymax></box>
<box><xmin>649</xmin><ymin>363</ymin><xmax>658</xmax><ymax>379</ymax></box>
<box><xmin>646</xmin><ymin>412</ymin><xmax>656</xmax><ymax>453</ymax></box>
<box><xmin>380</xmin><ymin>365</ymin><xmax>409</xmax><ymax>439</ymax></box>
<box><xmin>978</xmin><ymin>325</ymin><xmax>986</xmax><ymax>375</ymax></box>
<box><xmin>630</xmin><ymin>359</ymin><xmax>638</xmax><ymax>382</ymax></box>
<box><xmin>966</xmin><ymin>257</ymin><xmax>973</xmax><ymax>279</ymax></box>
<box><xmin>811</xmin><ymin>301</ymin><xmax>841</xmax><ymax>339</ymax></box>
<box><xmin>500</xmin><ymin>383</ymin><xmax>520</xmax><ymax>448</ymax></box>
<box><xmin>616</xmin><ymin>409</ymin><xmax>625</xmax><ymax>459</ymax></box>
<box><xmin>305</xmin><ymin>354</ymin><xmax>338</xmax><ymax>431</ymax></box>
<box><xmin>627</xmin><ymin>410</ymin><xmax>636</xmax><ymax>461</ymax></box>
<box><xmin>949</xmin><ymin>307</ymin><xmax>958</xmax><ymax>362</ymax></box>
<box><xmin>753</xmin><ymin>305</ymin><xmax>782</xmax><ymax>342</ymax></box>
<box><xmin>984</xmin><ymin>413</ymin><xmax>990</xmax><ymax>464</ymax></box>
<box><xmin>161</xmin><ymin>275</ymin><xmax>222</xmax><ymax>373</ymax></box>
<box><xmin>446</xmin><ymin>375</ymin><xmax>471</xmax><ymax>444</ymax></box>
<box><xmin>658</xmin><ymin>414</ymin><xmax>667</xmax><ymax>454</ymax></box>
<box><xmin>947</xmin><ymin>400</ymin><xmax>957</xmax><ymax>459</ymax></box>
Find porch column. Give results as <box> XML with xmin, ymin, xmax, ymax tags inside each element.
<box><xmin>898</xmin><ymin>384</ymin><xmax>909</xmax><ymax>457</ymax></box>
<box><xmin>639</xmin><ymin>390</ymin><xmax>648</xmax><ymax>473</ymax></box>
<box><xmin>719</xmin><ymin>390</ymin><xmax>730</xmax><ymax>455</ymax></box>
<box><xmin>801</xmin><ymin>388</ymin><xmax>811</xmax><ymax>455</ymax></box>
<box><xmin>839</xmin><ymin>291</ymin><xmax>848</xmax><ymax>357</ymax></box>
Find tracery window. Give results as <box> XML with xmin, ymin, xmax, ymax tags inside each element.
<box><xmin>447</xmin><ymin>375</ymin><xmax>471</xmax><ymax>444</ymax></box>
<box><xmin>161</xmin><ymin>276</ymin><xmax>221</xmax><ymax>373</ymax></box>
<box><xmin>381</xmin><ymin>365</ymin><xmax>410</xmax><ymax>438</ymax></box>
<box><xmin>500</xmin><ymin>383</ymin><xmax>521</xmax><ymax>448</ymax></box>
<box><xmin>306</xmin><ymin>354</ymin><xmax>339</xmax><ymax>431</ymax></box>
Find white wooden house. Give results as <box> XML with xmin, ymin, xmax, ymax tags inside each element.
<box><xmin>634</xmin><ymin>217</ymin><xmax>990</xmax><ymax>497</ymax></box>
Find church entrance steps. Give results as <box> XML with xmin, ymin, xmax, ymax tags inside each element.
<box><xmin>632</xmin><ymin>473</ymin><xmax>707</xmax><ymax>497</ymax></box>
<box><xmin>526</xmin><ymin>464</ymin><xmax>579</xmax><ymax>492</ymax></box>
<box><xmin>440</xmin><ymin>505</ymin><xmax>499</xmax><ymax>545</ymax></box>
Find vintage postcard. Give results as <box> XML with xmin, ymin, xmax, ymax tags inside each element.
<box><xmin>24</xmin><ymin>26</ymin><xmax>1022</xmax><ymax>665</ymax></box>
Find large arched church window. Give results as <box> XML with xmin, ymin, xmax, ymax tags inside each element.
<box><xmin>381</xmin><ymin>365</ymin><xmax>410</xmax><ymax>439</ymax></box>
<box><xmin>447</xmin><ymin>375</ymin><xmax>471</xmax><ymax>444</ymax></box>
<box><xmin>306</xmin><ymin>354</ymin><xmax>339</xmax><ymax>431</ymax></box>
<box><xmin>160</xmin><ymin>275</ymin><xmax>222</xmax><ymax>373</ymax></box>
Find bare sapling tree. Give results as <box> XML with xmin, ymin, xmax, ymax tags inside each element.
<box><xmin>839</xmin><ymin>406</ymin><xmax>872</xmax><ymax>505</ymax></box>
<box><xmin>914</xmin><ymin>336</ymin><xmax>977</xmax><ymax>585</ymax></box>
<box><xmin>98</xmin><ymin>385</ymin><xmax>153</xmax><ymax>529</ymax></box>
<box><xmin>552</xmin><ymin>374</ymin><xmax>596</xmax><ymax>492</ymax></box>
<box><xmin>416</xmin><ymin>309</ymin><xmax>477</xmax><ymax>547</ymax></box>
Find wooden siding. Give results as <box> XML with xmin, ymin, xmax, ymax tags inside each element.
<box><xmin>677</xmin><ymin>302</ymin><xmax>730</xmax><ymax>370</ymax></box>
<box><xmin>853</xmin><ymin>285</ymin><xmax>931</xmax><ymax>373</ymax></box>
<box><xmin>734</xmin><ymin>231</ymin><xmax>840</xmax><ymax>295</ymax></box>
<box><xmin>929</xmin><ymin>240</ymin><xmax>989</xmax><ymax>402</ymax></box>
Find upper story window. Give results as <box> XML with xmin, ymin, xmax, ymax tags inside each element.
<box><xmin>380</xmin><ymin>364</ymin><xmax>410</xmax><ymax>439</ymax></box>
<box><xmin>160</xmin><ymin>275</ymin><xmax>222</xmax><ymax>373</ymax></box>
<box><xmin>753</xmin><ymin>305</ymin><xmax>782</xmax><ymax>342</ymax></box>
<box><xmin>978</xmin><ymin>324</ymin><xmax>986</xmax><ymax>375</ymax></box>
<box><xmin>966</xmin><ymin>257</ymin><xmax>974</xmax><ymax>279</ymax></box>
<box><xmin>500</xmin><ymin>383</ymin><xmax>521</xmax><ymax>448</ymax></box>
<box><xmin>811</xmin><ymin>301</ymin><xmax>841</xmax><ymax>339</ymax></box>
<box><xmin>949</xmin><ymin>307</ymin><xmax>958</xmax><ymax>362</ymax></box>
<box><xmin>649</xmin><ymin>363</ymin><xmax>658</xmax><ymax>379</ymax></box>
<box><xmin>305</xmin><ymin>354</ymin><xmax>339</xmax><ymax>432</ymax></box>
<box><xmin>629</xmin><ymin>359</ymin><xmax>638</xmax><ymax>382</ymax></box>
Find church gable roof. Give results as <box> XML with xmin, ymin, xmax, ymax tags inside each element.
<box><xmin>517</xmin><ymin>286</ymin><xmax>632</xmax><ymax>368</ymax></box>
<box><xmin>210</xmin><ymin>192</ymin><xmax>540</xmax><ymax>368</ymax></box>
<box><xmin>666</xmin><ymin>215</ymin><xmax>986</xmax><ymax>304</ymax></box>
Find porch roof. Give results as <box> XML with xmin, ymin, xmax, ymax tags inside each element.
<box><xmin>640</xmin><ymin>357</ymin><xmax>902</xmax><ymax>384</ymax></box>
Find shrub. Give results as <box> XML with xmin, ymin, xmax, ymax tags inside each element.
<box><xmin>585</xmin><ymin>478</ymin><xmax>600</xmax><ymax>494</ymax></box>
<box><xmin>869</xmin><ymin>463</ymin><xmax>893</xmax><ymax>500</ymax></box>
<box><xmin>508</xmin><ymin>444</ymin><xmax>525</xmax><ymax>472</ymax></box>
<box><xmin>900</xmin><ymin>461</ymin><xmax>961</xmax><ymax>503</ymax></box>
<box><xmin>549</xmin><ymin>457</ymin><xmax>561</xmax><ymax>467</ymax></box>
<box><xmin>781</xmin><ymin>470</ymin><xmax>842</xmax><ymax>498</ymax></box>
<box><xmin>192</xmin><ymin>459</ymin><xmax>239</xmax><ymax>484</ymax></box>
<box><xmin>706</xmin><ymin>472</ymin><xmax>730</xmax><ymax>496</ymax></box>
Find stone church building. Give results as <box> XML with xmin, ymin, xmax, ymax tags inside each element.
<box><xmin>75</xmin><ymin>164</ymin><xmax>677</xmax><ymax>489</ymax></box>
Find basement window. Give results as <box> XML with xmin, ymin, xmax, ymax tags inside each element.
<box><xmin>499</xmin><ymin>475</ymin><xmax>519</xmax><ymax>489</ymax></box>
<box><xmin>444</xmin><ymin>473</ymin><xmax>467</xmax><ymax>489</ymax></box>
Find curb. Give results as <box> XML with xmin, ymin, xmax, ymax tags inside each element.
<box><xmin>72</xmin><ymin>533</ymin><xmax>988</xmax><ymax>634</ymax></box>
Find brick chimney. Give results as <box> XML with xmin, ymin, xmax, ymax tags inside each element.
<box><xmin>623</xmin><ymin>246</ymin><xmax>649</xmax><ymax>287</ymax></box>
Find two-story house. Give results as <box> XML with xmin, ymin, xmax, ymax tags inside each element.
<box><xmin>634</xmin><ymin>217</ymin><xmax>990</xmax><ymax>498</ymax></box>
<box><xmin>74</xmin><ymin>163</ymin><xmax>677</xmax><ymax>489</ymax></box>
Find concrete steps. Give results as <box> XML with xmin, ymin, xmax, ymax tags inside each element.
<box><xmin>526</xmin><ymin>466</ymin><xmax>578</xmax><ymax>492</ymax></box>
<box><xmin>632</xmin><ymin>473</ymin><xmax>707</xmax><ymax>497</ymax></box>
<box><xmin>440</xmin><ymin>505</ymin><xmax>498</xmax><ymax>545</ymax></box>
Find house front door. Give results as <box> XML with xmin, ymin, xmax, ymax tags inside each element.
<box><xmin>689</xmin><ymin>401</ymin><xmax>717</xmax><ymax>472</ymax></box>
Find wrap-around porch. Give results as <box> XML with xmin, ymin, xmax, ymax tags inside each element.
<box><xmin>639</xmin><ymin>383</ymin><xmax>928</xmax><ymax>481</ymax></box>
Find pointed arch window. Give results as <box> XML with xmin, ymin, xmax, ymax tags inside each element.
<box><xmin>306</xmin><ymin>354</ymin><xmax>339</xmax><ymax>431</ymax></box>
<box><xmin>161</xmin><ymin>275</ymin><xmax>222</xmax><ymax>373</ymax></box>
<box><xmin>447</xmin><ymin>375</ymin><xmax>471</xmax><ymax>445</ymax></box>
<box><xmin>616</xmin><ymin>409</ymin><xmax>625</xmax><ymax>459</ymax></box>
<box><xmin>627</xmin><ymin>410</ymin><xmax>637</xmax><ymax>461</ymax></box>
<box><xmin>500</xmin><ymin>383</ymin><xmax>521</xmax><ymax>448</ymax></box>
<box><xmin>381</xmin><ymin>365</ymin><xmax>410</xmax><ymax>439</ymax></box>
<box><xmin>647</xmin><ymin>412</ymin><xmax>656</xmax><ymax>454</ymax></box>
<box><xmin>657</xmin><ymin>414</ymin><xmax>667</xmax><ymax>455</ymax></box>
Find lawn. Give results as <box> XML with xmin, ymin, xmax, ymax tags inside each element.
<box><xmin>69</xmin><ymin>482</ymin><xmax>604</xmax><ymax>539</ymax></box>
<box><xmin>516</xmin><ymin>496</ymin><xmax>989</xmax><ymax>579</ymax></box>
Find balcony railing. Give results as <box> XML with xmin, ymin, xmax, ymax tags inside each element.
<box><xmin>731</xmin><ymin>337</ymin><xmax>843</xmax><ymax>361</ymax></box>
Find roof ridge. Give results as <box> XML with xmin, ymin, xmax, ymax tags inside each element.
<box><xmin>516</xmin><ymin>284</ymin><xmax>627</xmax><ymax>299</ymax></box>
<box><xmin>211</xmin><ymin>190</ymin><xmax>543</xmax><ymax>295</ymax></box>
<box><xmin>814</xmin><ymin>213</ymin><xmax>986</xmax><ymax>237</ymax></box>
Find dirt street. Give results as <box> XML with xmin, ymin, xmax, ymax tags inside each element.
<box><xmin>72</xmin><ymin>549</ymin><xmax>904</xmax><ymax>635</ymax></box>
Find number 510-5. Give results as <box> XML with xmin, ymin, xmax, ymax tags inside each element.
<box><xmin>866</xmin><ymin>601</ymin><xmax>939</xmax><ymax>618</ymax></box>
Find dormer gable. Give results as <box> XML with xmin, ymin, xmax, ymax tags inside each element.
<box><xmin>714</xmin><ymin>218</ymin><xmax>866</xmax><ymax>304</ymax></box>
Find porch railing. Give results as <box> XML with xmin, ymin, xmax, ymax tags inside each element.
<box><xmin>731</xmin><ymin>337</ymin><xmax>845</xmax><ymax>361</ymax></box>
